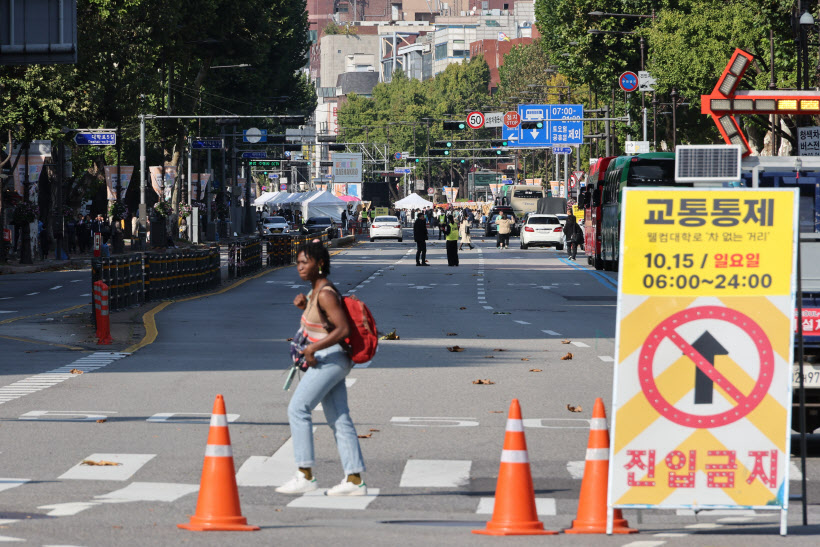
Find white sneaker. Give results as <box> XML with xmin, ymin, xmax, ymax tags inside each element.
<box><xmin>275</xmin><ymin>471</ymin><xmax>318</xmax><ymax>494</ymax></box>
<box><xmin>326</xmin><ymin>477</ymin><xmax>367</xmax><ymax>496</ymax></box>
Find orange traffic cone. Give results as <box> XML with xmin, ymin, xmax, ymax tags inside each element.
<box><xmin>565</xmin><ymin>397</ymin><xmax>636</xmax><ymax>534</ymax></box>
<box><xmin>178</xmin><ymin>395</ymin><xmax>259</xmax><ymax>532</ymax></box>
<box><xmin>474</xmin><ymin>399</ymin><xmax>558</xmax><ymax>536</ymax></box>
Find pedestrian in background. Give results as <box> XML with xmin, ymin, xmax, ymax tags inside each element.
<box><xmin>496</xmin><ymin>212</ymin><xmax>513</xmax><ymax>249</ymax></box>
<box><xmin>445</xmin><ymin>214</ymin><xmax>459</xmax><ymax>266</ymax></box>
<box><xmin>277</xmin><ymin>241</ymin><xmax>367</xmax><ymax>496</ymax></box>
<box><xmin>414</xmin><ymin>211</ymin><xmax>429</xmax><ymax>266</ymax></box>
<box><xmin>459</xmin><ymin>215</ymin><xmax>473</xmax><ymax>251</ymax></box>
<box><xmin>563</xmin><ymin>212</ymin><xmax>581</xmax><ymax>260</ymax></box>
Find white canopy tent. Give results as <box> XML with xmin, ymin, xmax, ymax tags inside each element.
<box><xmin>253</xmin><ymin>191</ymin><xmax>280</xmax><ymax>208</ymax></box>
<box><xmin>301</xmin><ymin>190</ymin><xmax>346</xmax><ymax>222</ymax></box>
<box><xmin>394</xmin><ymin>193</ymin><xmax>433</xmax><ymax>209</ymax></box>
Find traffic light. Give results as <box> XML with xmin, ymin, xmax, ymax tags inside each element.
<box><xmin>268</xmin><ymin>135</ymin><xmax>287</xmax><ymax>144</ymax></box>
<box><xmin>443</xmin><ymin>121</ymin><xmax>467</xmax><ymax>131</ymax></box>
<box><xmin>491</xmin><ymin>139</ymin><xmax>509</xmax><ymax>147</ymax></box>
<box><xmin>521</xmin><ymin>121</ymin><xmax>544</xmax><ymax>130</ymax></box>
<box><xmin>415</xmin><ymin>157</ymin><xmax>421</xmax><ymax>163</ymax></box>
<box><xmin>279</xmin><ymin>115</ymin><xmax>305</xmax><ymax>125</ymax></box>
<box><xmin>430</xmin><ymin>149</ymin><xmax>450</xmax><ymax>156</ymax></box>
<box><xmin>317</xmin><ymin>134</ymin><xmax>337</xmax><ymax>142</ymax></box>
<box><xmin>460</xmin><ymin>159</ymin><xmax>466</xmax><ymax>163</ymax></box>
<box><xmin>328</xmin><ymin>144</ymin><xmax>345</xmax><ymax>151</ymax></box>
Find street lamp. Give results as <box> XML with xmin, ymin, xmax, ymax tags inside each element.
<box><xmin>799</xmin><ymin>10</ymin><xmax>815</xmax><ymax>90</ymax></box>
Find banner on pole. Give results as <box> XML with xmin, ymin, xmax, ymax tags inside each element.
<box><xmin>104</xmin><ymin>166</ymin><xmax>134</xmax><ymax>200</ymax></box>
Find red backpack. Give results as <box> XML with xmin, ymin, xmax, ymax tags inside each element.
<box><xmin>317</xmin><ymin>287</ymin><xmax>378</xmax><ymax>364</ymax></box>
<box><xmin>341</xmin><ymin>295</ymin><xmax>378</xmax><ymax>364</ymax></box>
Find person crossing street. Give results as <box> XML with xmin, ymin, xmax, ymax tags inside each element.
<box><xmin>414</xmin><ymin>211</ymin><xmax>429</xmax><ymax>266</ymax></box>
<box><xmin>445</xmin><ymin>214</ymin><xmax>459</xmax><ymax>266</ymax></box>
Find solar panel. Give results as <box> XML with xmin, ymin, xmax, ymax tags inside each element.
<box><xmin>675</xmin><ymin>145</ymin><xmax>742</xmax><ymax>183</ymax></box>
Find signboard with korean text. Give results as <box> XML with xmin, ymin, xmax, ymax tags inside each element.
<box><xmin>608</xmin><ymin>188</ymin><xmax>799</xmax><ymax>533</ymax></box>
<box><xmin>332</xmin><ymin>153</ymin><xmax>363</xmax><ymax>183</ymax></box>
<box><xmin>797</xmin><ymin>127</ymin><xmax>820</xmax><ymax>156</ymax></box>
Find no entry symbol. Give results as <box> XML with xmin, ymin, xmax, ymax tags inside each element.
<box><xmin>637</xmin><ymin>306</ymin><xmax>774</xmax><ymax>428</ymax></box>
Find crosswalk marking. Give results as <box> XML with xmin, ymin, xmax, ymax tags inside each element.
<box><xmin>566</xmin><ymin>461</ymin><xmax>586</xmax><ymax>479</ymax></box>
<box><xmin>0</xmin><ymin>479</ymin><xmax>29</xmax><ymax>494</ymax></box>
<box><xmin>49</xmin><ymin>286</ymin><xmax>62</xmax><ymax>290</ymax></box>
<box><xmin>513</xmin><ymin>320</ymin><xmax>530</xmax><ymax>325</ymax></box>
<box><xmin>476</xmin><ymin>497</ymin><xmax>556</xmax><ymax>516</ymax></box>
<box><xmin>598</xmin><ymin>356</ymin><xmax>614</xmax><ymax>362</ymax></box>
<box><xmin>399</xmin><ymin>460</ymin><xmax>471</xmax><ymax>488</ymax></box>
<box><xmin>287</xmin><ymin>488</ymin><xmax>380</xmax><ymax>510</ymax></box>
<box><xmin>59</xmin><ymin>454</ymin><xmax>156</xmax><ymax>481</ymax></box>
<box><xmin>542</xmin><ymin>330</ymin><xmax>561</xmax><ymax>336</ymax></box>
<box><xmin>571</xmin><ymin>341</ymin><xmax>590</xmax><ymax>348</ymax></box>
<box><xmin>236</xmin><ymin>427</ymin><xmax>318</xmax><ymax>487</ymax></box>
<box><xmin>38</xmin><ymin>502</ymin><xmax>99</xmax><ymax>517</ymax></box>
<box><xmin>94</xmin><ymin>482</ymin><xmax>198</xmax><ymax>503</ymax></box>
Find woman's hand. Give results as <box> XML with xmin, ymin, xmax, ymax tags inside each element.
<box><xmin>303</xmin><ymin>345</ymin><xmax>317</xmax><ymax>368</ymax></box>
<box><xmin>294</xmin><ymin>293</ymin><xmax>307</xmax><ymax>309</ymax></box>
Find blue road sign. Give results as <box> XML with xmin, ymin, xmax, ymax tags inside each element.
<box><xmin>619</xmin><ymin>71</ymin><xmax>639</xmax><ymax>92</ymax></box>
<box><xmin>549</xmin><ymin>104</ymin><xmax>583</xmax><ymax>145</ymax></box>
<box><xmin>192</xmin><ymin>139</ymin><xmax>223</xmax><ymax>149</ymax></box>
<box><xmin>241</xmin><ymin>152</ymin><xmax>267</xmax><ymax>159</ymax></box>
<box><xmin>394</xmin><ymin>152</ymin><xmax>402</xmax><ymax>160</ymax></box>
<box><xmin>74</xmin><ymin>132</ymin><xmax>116</xmax><ymax>146</ymax></box>
<box><xmin>517</xmin><ymin>104</ymin><xmax>549</xmax><ymax>147</ymax></box>
<box><xmin>552</xmin><ymin>146</ymin><xmax>572</xmax><ymax>154</ymax></box>
<box><xmin>393</xmin><ymin>168</ymin><xmax>412</xmax><ymax>174</ymax></box>
<box><xmin>243</xmin><ymin>128</ymin><xmax>267</xmax><ymax>143</ymax></box>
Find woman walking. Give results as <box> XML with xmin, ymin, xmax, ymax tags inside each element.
<box><xmin>459</xmin><ymin>215</ymin><xmax>473</xmax><ymax>251</ymax></box>
<box><xmin>563</xmin><ymin>213</ymin><xmax>581</xmax><ymax>260</ymax></box>
<box><xmin>276</xmin><ymin>241</ymin><xmax>367</xmax><ymax>496</ymax></box>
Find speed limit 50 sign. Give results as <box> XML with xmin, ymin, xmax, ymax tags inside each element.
<box><xmin>466</xmin><ymin>111</ymin><xmax>485</xmax><ymax>129</ymax></box>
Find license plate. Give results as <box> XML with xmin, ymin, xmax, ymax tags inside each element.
<box><xmin>793</xmin><ymin>363</ymin><xmax>820</xmax><ymax>387</ymax></box>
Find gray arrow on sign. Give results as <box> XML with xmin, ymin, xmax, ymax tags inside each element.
<box><xmin>691</xmin><ymin>330</ymin><xmax>729</xmax><ymax>405</ymax></box>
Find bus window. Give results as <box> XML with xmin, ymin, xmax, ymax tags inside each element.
<box><xmin>513</xmin><ymin>189</ymin><xmax>543</xmax><ymax>199</ymax></box>
<box><xmin>627</xmin><ymin>159</ymin><xmax>676</xmax><ymax>185</ymax></box>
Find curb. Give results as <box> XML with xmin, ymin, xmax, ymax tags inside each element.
<box><xmin>331</xmin><ymin>235</ymin><xmax>356</xmax><ymax>248</ymax></box>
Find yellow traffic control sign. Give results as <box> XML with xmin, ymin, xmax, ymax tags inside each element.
<box><xmin>607</xmin><ymin>188</ymin><xmax>799</xmax><ymax>536</ymax></box>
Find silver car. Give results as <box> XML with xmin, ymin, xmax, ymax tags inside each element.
<box><xmin>261</xmin><ymin>216</ymin><xmax>290</xmax><ymax>235</ymax></box>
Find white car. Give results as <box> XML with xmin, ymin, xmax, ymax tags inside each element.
<box><xmin>261</xmin><ymin>216</ymin><xmax>290</xmax><ymax>235</ymax></box>
<box><xmin>520</xmin><ymin>214</ymin><xmax>564</xmax><ymax>250</ymax></box>
<box><xmin>369</xmin><ymin>216</ymin><xmax>402</xmax><ymax>242</ymax></box>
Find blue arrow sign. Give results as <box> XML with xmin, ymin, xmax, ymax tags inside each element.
<box><xmin>551</xmin><ymin>146</ymin><xmax>572</xmax><ymax>154</ymax></box>
<box><xmin>393</xmin><ymin>168</ymin><xmax>412</xmax><ymax>174</ymax></box>
<box><xmin>241</xmin><ymin>152</ymin><xmax>268</xmax><ymax>159</ymax></box>
<box><xmin>74</xmin><ymin>132</ymin><xmax>116</xmax><ymax>146</ymax></box>
<box><xmin>192</xmin><ymin>139</ymin><xmax>223</xmax><ymax>149</ymax></box>
<box><xmin>517</xmin><ymin>104</ymin><xmax>549</xmax><ymax>147</ymax></box>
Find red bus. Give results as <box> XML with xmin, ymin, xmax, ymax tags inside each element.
<box><xmin>580</xmin><ymin>156</ymin><xmax>616</xmax><ymax>270</ymax></box>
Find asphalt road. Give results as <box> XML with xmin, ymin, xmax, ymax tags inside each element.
<box><xmin>0</xmin><ymin>234</ymin><xmax>818</xmax><ymax>546</ymax></box>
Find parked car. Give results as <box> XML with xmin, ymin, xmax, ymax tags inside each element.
<box><xmin>484</xmin><ymin>206</ymin><xmax>519</xmax><ymax>237</ymax></box>
<box><xmin>369</xmin><ymin>215</ymin><xmax>403</xmax><ymax>242</ymax></box>
<box><xmin>260</xmin><ymin>216</ymin><xmax>290</xmax><ymax>235</ymax></box>
<box><xmin>302</xmin><ymin>217</ymin><xmax>337</xmax><ymax>238</ymax></box>
<box><xmin>520</xmin><ymin>214</ymin><xmax>564</xmax><ymax>250</ymax></box>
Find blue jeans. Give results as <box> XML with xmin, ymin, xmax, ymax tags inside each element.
<box><xmin>287</xmin><ymin>345</ymin><xmax>365</xmax><ymax>474</ymax></box>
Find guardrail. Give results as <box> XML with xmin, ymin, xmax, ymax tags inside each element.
<box><xmin>145</xmin><ymin>248</ymin><xmax>220</xmax><ymax>301</ymax></box>
<box><xmin>93</xmin><ymin>253</ymin><xmax>144</xmax><ymax>312</ymax></box>
<box><xmin>227</xmin><ymin>237</ymin><xmax>263</xmax><ymax>279</ymax></box>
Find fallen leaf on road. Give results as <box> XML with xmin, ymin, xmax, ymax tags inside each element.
<box><xmin>561</xmin><ymin>339</ymin><xmax>571</xmax><ymax>344</ymax></box>
<box><xmin>286</xmin><ymin>338</ymin><xmax>293</xmax><ymax>342</ymax></box>
<box><xmin>70</xmin><ymin>369</ymin><xmax>83</xmax><ymax>374</ymax></box>
<box><xmin>493</xmin><ymin>348</ymin><xmax>506</xmax><ymax>352</ymax></box>
<box><xmin>82</xmin><ymin>460</ymin><xmax>121</xmax><ymax>466</ymax></box>
<box><xmin>447</xmin><ymin>332</ymin><xmax>458</xmax><ymax>336</ymax></box>
<box><xmin>447</xmin><ymin>345</ymin><xmax>465</xmax><ymax>352</ymax></box>
<box><xmin>484</xmin><ymin>355</ymin><xmax>495</xmax><ymax>358</ymax></box>
<box><xmin>380</xmin><ymin>329</ymin><xmax>400</xmax><ymax>340</ymax></box>
<box><xmin>489</xmin><ymin>410</ymin><xmax>504</xmax><ymax>413</ymax></box>
<box><xmin>358</xmin><ymin>433</ymin><xmax>372</xmax><ymax>439</ymax></box>
<box><xmin>459</xmin><ymin>307</ymin><xmax>467</xmax><ymax>310</ymax></box>
<box><xmin>521</xmin><ymin>358</ymin><xmax>530</xmax><ymax>361</ymax></box>
<box><xmin>561</xmin><ymin>352</ymin><xmax>573</xmax><ymax>360</ymax></box>
<box><xmin>567</xmin><ymin>404</ymin><xmax>582</xmax><ymax>413</ymax></box>
<box><xmin>96</xmin><ymin>419</ymin><xmax>107</xmax><ymax>423</ymax></box>
<box><xmin>472</xmin><ymin>379</ymin><xmax>495</xmax><ymax>385</ymax></box>
<box><xmin>493</xmin><ymin>311</ymin><xmax>510</xmax><ymax>315</ymax></box>
<box><xmin>369</xmin><ymin>429</ymin><xmax>380</xmax><ymax>432</ymax></box>
<box><xmin>529</xmin><ymin>368</ymin><xmax>543</xmax><ymax>372</ymax></box>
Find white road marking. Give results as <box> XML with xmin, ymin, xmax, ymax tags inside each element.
<box><xmin>483</xmin><ymin>306</ymin><xmax>493</xmax><ymax>310</ymax></box>
<box><xmin>566</xmin><ymin>461</ymin><xmax>586</xmax><ymax>479</ymax></box>
<box><xmin>571</xmin><ymin>341</ymin><xmax>590</xmax><ymax>348</ymax></box>
<box><xmin>0</xmin><ymin>297</ymin><xmax>11</xmax><ymax>300</ymax></box>
<box><xmin>476</xmin><ymin>497</ymin><xmax>556</xmax><ymax>516</ymax></box>
<box><xmin>49</xmin><ymin>286</ymin><xmax>63</xmax><ymax>290</ymax></box>
<box><xmin>654</xmin><ymin>533</ymin><xmax>689</xmax><ymax>538</ymax></box>
<box><xmin>620</xmin><ymin>542</ymin><xmax>666</xmax><ymax>547</ymax></box>
<box><xmin>513</xmin><ymin>320</ymin><xmax>530</xmax><ymax>325</ymax></box>
<box><xmin>0</xmin><ymin>479</ymin><xmax>29</xmax><ymax>493</ymax></box>
<box><xmin>399</xmin><ymin>460</ymin><xmax>471</xmax><ymax>488</ymax></box>
<box><xmin>717</xmin><ymin>517</ymin><xmax>754</xmax><ymax>523</ymax></box>
<box><xmin>38</xmin><ymin>502</ymin><xmax>99</xmax><ymax>517</ymax></box>
<box><xmin>26</xmin><ymin>292</ymin><xmax>39</xmax><ymax>296</ymax></box>
<box><xmin>684</xmin><ymin>523</ymin><xmax>723</xmax><ymax>529</ymax></box>
<box><xmin>146</xmin><ymin>413</ymin><xmax>239</xmax><ymax>424</ymax></box>
<box><xmin>59</xmin><ymin>453</ymin><xmax>156</xmax><ymax>481</ymax></box>
<box><xmin>542</xmin><ymin>330</ymin><xmax>561</xmax><ymax>336</ymax></box>
<box><xmin>71</xmin><ymin>279</ymin><xmax>83</xmax><ymax>282</ymax></box>
<box><xmin>287</xmin><ymin>488</ymin><xmax>379</xmax><ymax>510</ymax></box>
<box><xmin>0</xmin><ymin>311</ymin><xmax>17</xmax><ymax>314</ymax></box>
<box><xmin>80</xmin><ymin>293</ymin><xmax>91</xmax><ymax>297</ymax></box>
<box><xmin>598</xmin><ymin>356</ymin><xmax>614</xmax><ymax>362</ymax></box>
<box><xmin>94</xmin><ymin>482</ymin><xmax>199</xmax><ymax>503</ymax></box>
<box><xmin>236</xmin><ymin>427</ymin><xmax>318</xmax><ymax>487</ymax></box>
<box><xmin>790</xmin><ymin>461</ymin><xmax>803</xmax><ymax>480</ymax></box>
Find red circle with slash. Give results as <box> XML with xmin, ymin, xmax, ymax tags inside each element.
<box><xmin>637</xmin><ymin>305</ymin><xmax>774</xmax><ymax>428</ymax></box>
